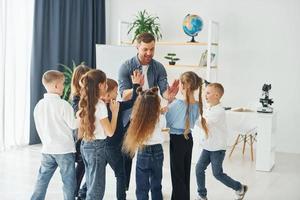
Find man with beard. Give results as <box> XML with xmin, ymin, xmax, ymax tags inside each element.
<box><xmin>118</xmin><ymin>32</ymin><xmax>179</xmax><ymax>192</ymax></box>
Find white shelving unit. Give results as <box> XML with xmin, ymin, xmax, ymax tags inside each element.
<box><xmin>118</xmin><ymin>20</ymin><xmax>220</xmax><ymax>83</ymax></box>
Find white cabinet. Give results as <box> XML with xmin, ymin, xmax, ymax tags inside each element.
<box><xmin>225</xmin><ymin>110</ymin><xmax>277</xmax><ymax>172</ymax></box>
<box><xmin>256</xmin><ymin>112</ymin><xmax>277</xmax><ymax>171</ymax></box>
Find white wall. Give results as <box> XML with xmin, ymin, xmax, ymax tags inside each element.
<box><xmin>106</xmin><ymin>0</ymin><xmax>300</xmax><ymax>154</ymax></box>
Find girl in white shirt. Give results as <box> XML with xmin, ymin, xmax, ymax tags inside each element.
<box><xmin>122</xmin><ymin>87</ymin><xmax>166</xmax><ymax>200</ymax></box>
<box><xmin>78</xmin><ymin>69</ymin><xmax>119</xmax><ymax>200</ymax></box>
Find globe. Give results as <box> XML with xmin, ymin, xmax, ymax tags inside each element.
<box><xmin>182</xmin><ymin>14</ymin><xmax>203</xmax><ymax>42</ymax></box>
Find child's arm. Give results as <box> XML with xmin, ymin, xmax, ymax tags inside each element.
<box><xmin>63</xmin><ymin>102</ymin><xmax>78</xmax><ymax>129</ymax></box>
<box><xmin>100</xmin><ymin>100</ymin><xmax>119</xmax><ymax>137</ymax></box>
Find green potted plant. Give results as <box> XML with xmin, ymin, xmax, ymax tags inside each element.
<box><xmin>164</xmin><ymin>53</ymin><xmax>180</xmax><ymax>65</ymax></box>
<box><xmin>127</xmin><ymin>10</ymin><xmax>162</xmax><ymax>43</ymax></box>
<box><xmin>58</xmin><ymin>61</ymin><xmax>86</xmax><ymax>102</ymax></box>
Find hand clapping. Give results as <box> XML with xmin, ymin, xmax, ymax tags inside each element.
<box><xmin>166</xmin><ymin>79</ymin><xmax>179</xmax><ymax>102</ymax></box>
<box><xmin>131</xmin><ymin>70</ymin><xmax>144</xmax><ymax>86</ymax></box>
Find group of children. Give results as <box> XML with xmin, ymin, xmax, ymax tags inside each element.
<box><xmin>31</xmin><ymin>65</ymin><xmax>248</xmax><ymax>200</ymax></box>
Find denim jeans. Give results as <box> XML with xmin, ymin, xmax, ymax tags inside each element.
<box><xmin>196</xmin><ymin>149</ymin><xmax>242</xmax><ymax>198</ymax></box>
<box><xmin>31</xmin><ymin>153</ymin><xmax>76</xmax><ymax>200</ymax></box>
<box><xmin>81</xmin><ymin>139</ymin><xmax>107</xmax><ymax>200</ymax></box>
<box><xmin>135</xmin><ymin>144</ymin><xmax>164</xmax><ymax>200</ymax></box>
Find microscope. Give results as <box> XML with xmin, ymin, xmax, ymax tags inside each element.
<box><xmin>257</xmin><ymin>84</ymin><xmax>274</xmax><ymax>113</ymax></box>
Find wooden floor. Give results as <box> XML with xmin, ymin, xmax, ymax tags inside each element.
<box><xmin>0</xmin><ymin>143</ymin><xmax>300</xmax><ymax>200</ymax></box>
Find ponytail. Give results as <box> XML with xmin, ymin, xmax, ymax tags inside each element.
<box><xmin>198</xmin><ymin>78</ymin><xmax>209</xmax><ymax>137</ymax></box>
<box><xmin>78</xmin><ymin>69</ymin><xmax>106</xmax><ymax>141</ymax></box>
<box><xmin>183</xmin><ymin>88</ymin><xmax>191</xmax><ymax>139</ymax></box>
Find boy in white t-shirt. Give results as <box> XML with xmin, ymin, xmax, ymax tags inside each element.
<box><xmin>31</xmin><ymin>70</ymin><xmax>78</xmax><ymax>200</ymax></box>
<box><xmin>195</xmin><ymin>83</ymin><xmax>248</xmax><ymax>200</ymax></box>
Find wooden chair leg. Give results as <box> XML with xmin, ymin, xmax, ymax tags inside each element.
<box><xmin>242</xmin><ymin>135</ymin><xmax>247</xmax><ymax>155</ymax></box>
<box><xmin>229</xmin><ymin>134</ymin><xmax>240</xmax><ymax>158</ymax></box>
<box><xmin>250</xmin><ymin>134</ymin><xmax>254</xmax><ymax>161</ymax></box>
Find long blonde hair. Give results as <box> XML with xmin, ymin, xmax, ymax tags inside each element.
<box><xmin>78</xmin><ymin>69</ymin><xmax>107</xmax><ymax>141</ymax></box>
<box><xmin>180</xmin><ymin>71</ymin><xmax>208</xmax><ymax>138</ymax></box>
<box><xmin>71</xmin><ymin>64</ymin><xmax>90</xmax><ymax>97</ymax></box>
<box><xmin>122</xmin><ymin>87</ymin><xmax>161</xmax><ymax>157</ymax></box>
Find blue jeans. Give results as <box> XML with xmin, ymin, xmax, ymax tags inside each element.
<box><xmin>81</xmin><ymin>140</ymin><xmax>107</xmax><ymax>200</ymax></box>
<box><xmin>135</xmin><ymin>144</ymin><xmax>164</xmax><ymax>200</ymax></box>
<box><xmin>196</xmin><ymin>150</ymin><xmax>242</xmax><ymax>198</ymax></box>
<box><xmin>31</xmin><ymin>153</ymin><xmax>76</xmax><ymax>200</ymax></box>
<box><xmin>106</xmin><ymin>145</ymin><xmax>126</xmax><ymax>200</ymax></box>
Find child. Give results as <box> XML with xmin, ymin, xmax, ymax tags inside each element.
<box><xmin>123</xmin><ymin>87</ymin><xmax>166</xmax><ymax>200</ymax></box>
<box><xmin>70</xmin><ymin>64</ymin><xmax>90</xmax><ymax>199</ymax></box>
<box><xmin>195</xmin><ymin>83</ymin><xmax>248</xmax><ymax>200</ymax></box>
<box><xmin>31</xmin><ymin>70</ymin><xmax>78</xmax><ymax>200</ymax></box>
<box><xmin>166</xmin><ymin>71</ymin><xmax>207</xmax><ymax>200</ymax></box>
<box><xmin>78</xmin><ymin>69</ymin><xmax>119</xmax><ymax>200</ymax></box>
<box><xmin>101</xmin><ymin>71</ymin><xmax>141</xmax><ymax>200</ymax></box>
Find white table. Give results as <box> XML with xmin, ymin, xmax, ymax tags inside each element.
<box><xmin>226</xmin><ymin>110</ymin><xmax>277</xmax><ymax>172</ymax></box>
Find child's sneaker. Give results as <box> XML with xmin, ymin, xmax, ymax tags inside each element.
<box><xmin>235</xmin><ymin>185</ymin><xmax>248</xmax><ymax>200</ymax></box>
<box><xmin>195</xmin><ymin>195</ymin><xmax>208</xmax><ymax>200</ymax></box>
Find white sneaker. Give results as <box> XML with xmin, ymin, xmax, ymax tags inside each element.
<box><xmin>195</xmin><ymin>195</ymin><xmax>208</xmax><ymax>200</ymax></box>
<box><xmin>235</xmin><ymin>185</ymin><xmax>248</xmax><ymax>200</ymax></box>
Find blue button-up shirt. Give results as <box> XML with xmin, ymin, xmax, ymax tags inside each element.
<box><xmin>118</xmin><ymin>55</ymin><xmax>169</xmax><ymax>126</ymax></box>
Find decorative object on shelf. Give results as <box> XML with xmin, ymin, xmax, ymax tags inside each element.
<box><xmin>164</xmin><ymin>53</ymin><xmax>180</xmax><ymax>65</ymax></box>
<box><xmin>182</xmin><ymin>14</ymin><xmax>203</xmax><ymax>42</ymax></box>
<box><xmin>58</xmin><ymin>61</ymin><xmax>86</xmax><ymax>101</ymax></box>
<box><xmin>127</xmin><ymin>10</ymin><xmax>162</xmax><ymax>43</ymax></box>
<box><xmin>199</xmin><ymin>50</ymin><xmax>216</xmax><ymax>67</ymax></box>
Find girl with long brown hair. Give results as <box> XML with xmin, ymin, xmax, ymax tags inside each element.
<box><xmin>122</xmin><ymin>87</ymin><xmax>166</xmax><ymax>200</ymax></box>
<box><xmin>166</xmin><ymin>71</ymin><xmax>208</xmax><ymax>200</ymax></box>
<box><xmin>78</xmin><ymin>69</ymin><xmax>119</xmax><ymax>200</ymax></box>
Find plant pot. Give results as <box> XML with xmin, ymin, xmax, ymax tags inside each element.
<box><xmin>169</xmin><ymin>61</ymin><xmax>176</xmax><ymax>65</ymax></box>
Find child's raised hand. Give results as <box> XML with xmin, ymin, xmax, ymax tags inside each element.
<box><xmin>109</xmin><ymin>99</ymin><xmax>120</xmax><ymax>113</ymax></box>
<box><xmin>131</xmin><ymin>70</ymin><xmax>144</xmax><ymax>86</ymax></box>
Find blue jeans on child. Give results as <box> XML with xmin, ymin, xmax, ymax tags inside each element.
<box><xmin>135</xmin><ymin>144</ymin><xmax>164</xmax><ymax>200</ymax></box>
<box><xmin>196</xmin><ymin>149</ymin><xmax>242</xmax><ymax>198</ymax></box>
<box><xmin>81</xmin><ymin>139</ymin><xmax>126</xmax><ymax>200</ymax></box>
<box><xmin>81</xmin><ymin>139</ymin><xmax>106</xmax><ymax>200</ymax></box>
<box><xmin>31</xmin><ymin>153</ymin><xmax>76</xmax><ymax>200</ymax></box>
